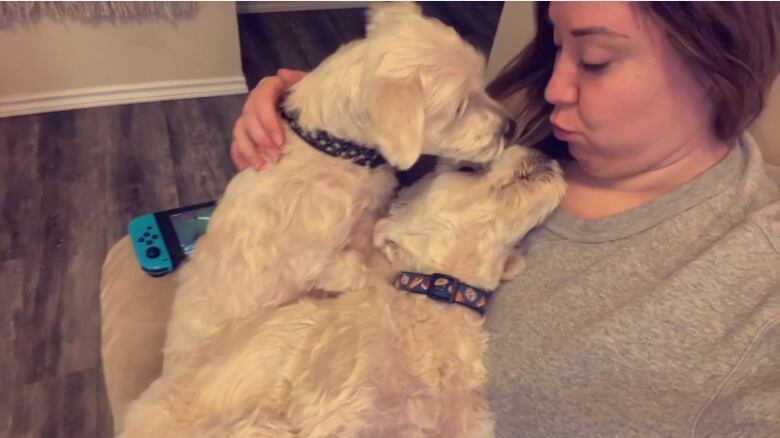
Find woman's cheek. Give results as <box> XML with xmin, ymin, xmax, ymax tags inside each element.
<box><xmin>579</xmin><ymin>69</ymin><xmax>651</xmax><ymax>137</ymax></box>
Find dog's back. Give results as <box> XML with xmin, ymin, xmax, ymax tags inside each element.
<box><xmin>163</xmin><ymin>1</ymin><xmax>512</xmax><ymax>361</ymax></box>
<box><xmin>164</xmin><ymin>138</ymin><xmax>397</xmax><ymax>358</ymax></box>
<box><xmin>129</xmin><ymin>280</ymin><xmax>492</xmax><ymax>438</ymax></box>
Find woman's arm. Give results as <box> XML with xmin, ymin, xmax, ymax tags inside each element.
<box><xmin>230</xmin><ymin>69</ymin><xmax>307</xmax><ymax>170</ymax></box>
<box><xmin>693</xmin><ymin>317</ymin><xmax>780</xmax><ymax>437</ymax></box>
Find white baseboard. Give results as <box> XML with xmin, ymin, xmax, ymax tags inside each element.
<box><xmin>236</xmin><ymin>1</ymin><xmax>372</xmax><ymax>14</ymax></box>
<box><xmin>0</xmin><ymin>76</ymin><xmax>249</xmax><ymax>118</ymax></box>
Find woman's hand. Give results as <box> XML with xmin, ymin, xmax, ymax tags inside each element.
<box><xmin>231</xmin><ymin>69</ymin><xmax>307</xmax><ymax>170</ymax></box>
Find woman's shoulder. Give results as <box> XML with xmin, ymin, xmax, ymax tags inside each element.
<box><xmin>744</xmin><ymin>184</ymin><xmax>780</xmax><ymax>258</ymax></box>
<box><xmin>764</xmin><ymin>161</ymin><xmax>780</xmax><ymax>188</ymax></box>
<box><xmin>744</xmin><ymin>133</ymin><xmax>780</xmax><ymax>256</ymax></box>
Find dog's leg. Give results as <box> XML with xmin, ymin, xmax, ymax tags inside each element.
<box><xmin>501</xmin><ymin>252</ymin><xmax>526</xmax><ymax>281</ymax></box>
<box><xmin>119</xmin><ymin>381</ymin><xmax>187</xmax><ymax>438</ymax></box>
<box><xmin>122</xmin><ymin>400</ymin><xmax>296</xmax><ymax>438</ymax></box>
<box><xmin>314</xmin><ymin>249</ymin><xmax>375</xmax><ymax>293</ymax></box>
<box><xmin>314</xmin><ymin>208</ymin><xmax>392</xmax><ymax>294</ymax></box>
<box><xmin>194</xmin><ymin>407</ymin><xmax>297</xmax><ymax>438</ymax></box>
<box><xmin>163</xmin><ymin>280</ymin><xmax>227</xmax><ymax>370</ymax></box>
<box><xmin>455</xmin><ymin>416</ymin><xmax>495</xmax><ymax>438</ymax></box>
<box><xmin>122</xmin><ymin>366</ymin><xmax>297</xmax><ymax>438</ymax></box>
<box><xmin>439</xmin><ymin>397</ymin><xmax>495</xmax><ymax>438</ymax></box>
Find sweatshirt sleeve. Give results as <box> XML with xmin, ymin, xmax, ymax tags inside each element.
<box><xmin>692</xmin><ymin>317</ymin><xmax>780</xmax><ymax>438</ymax></box>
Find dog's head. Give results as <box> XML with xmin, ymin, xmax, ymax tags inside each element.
<box><xmin>287</xmin><ymin>2</ymin><xmax>513</xmax><ymax>171</ymax></box>
<box><xmin>373</xmin><ymin>146</ymin><xmax>566</xmax><ymax>290</ymax></box>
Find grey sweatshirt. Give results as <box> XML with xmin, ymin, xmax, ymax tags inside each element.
<box><xmin>487</xmin><ymin>134</ymin><xmax>780</xmax><ymax>437</ymax></box>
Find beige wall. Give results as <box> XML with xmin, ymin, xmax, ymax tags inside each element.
<box><xmin>0</xmin><ymin>2</ymin><xmax>245</xmax><ymax>114</ymax></box>
<box><xmin>236</xmin><ymin>1</ymin><xmax>372</xmax><ymax>13</ymax></box>
<box><xmin>486</xmin><ymin>2</ymin><xmax>534</xmax><ymax>82</ymax></box>
<box><xmin>751</xmin><ymin>78</ymin><xmax>780</xmax><ymax>165</ymax></box>
<box><xmin>487</xmin><ymin>2</ymin><xmax>779</xmax><ymax>165</ymax></box>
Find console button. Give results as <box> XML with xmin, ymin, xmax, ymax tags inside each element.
<box><xmin>146</xmin><ymin>246</ymin><xmax>161</xmax><ymax>259</ymax></box>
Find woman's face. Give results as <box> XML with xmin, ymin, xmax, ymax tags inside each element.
<box><xmin>545</xmin><ymin>2</ymin><xmax>718</xmax><ymax>180</ymax></box>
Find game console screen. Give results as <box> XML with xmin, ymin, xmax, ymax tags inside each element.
<box><xmin>168</xmin><ymin>205</ymin><xmax>215</xmax><ymax>256</ymax></box>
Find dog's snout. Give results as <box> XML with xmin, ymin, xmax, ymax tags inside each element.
<box><xmin>502</xmin><ymin>118</ymin><xmax>517</xmax><ymax>140</ymax></box>
<box><xmin>528</xmin><ymin>148</ymin><xmax>549</xmax><ymax>162</ymax></box>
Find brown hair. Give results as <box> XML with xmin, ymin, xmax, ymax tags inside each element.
<box><xmin>487</xmin><ymin>1</ymin><xmax>780</xmax><ymax>161</ymax></box>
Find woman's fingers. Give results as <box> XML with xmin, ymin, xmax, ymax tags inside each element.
<box><xmin>232</xmin><ymin>119</ymin><xmax>266</xmax><ymax>170</ymax></box>
<box><xmin>230</xmin><ymin>139</ymin><xmax>253</xmax><ymax>171</ymax></box>
<box><xmin>278</xmin><ymin>68</ymin><xmax>308</xmax><ymax>86</ymax></box>
<box><xmin>229</xmin><ymin>70</ymin><xmax>308</xmax><ymax>171</ymax></box>
<box><xmin>243</xmin><ymin>108</ymin><xmax>281</xmax><ymax>163</ymax></box>
<box><xmin>252</xmin><ymin>76</ymin><xmax>288</xmax><ymax>152</ymax></box>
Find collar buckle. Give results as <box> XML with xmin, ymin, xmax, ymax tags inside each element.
<box><xmin>394</xmin><ymin>271</ymin><xmax>491</xmax><ymax>315</ymax></box>
<box><xmin>426</xmin><ymin>273</ymin><xmax>459</xmax><ymax>303</ymax></box>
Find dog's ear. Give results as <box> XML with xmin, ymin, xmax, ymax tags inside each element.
<box><xmin>501</xmin><ymin>252</ymin><xmax>526</xmax><ymax>281</ymax></box>
<box><xmin>368</xmin><ymin>79</ymin><xmax>424</xmax><ymax>170</ymax></box>
<box><xmin>366</xmin><ymin>2</ymin><xmax>423</xmax><ymax>36</ymax></box>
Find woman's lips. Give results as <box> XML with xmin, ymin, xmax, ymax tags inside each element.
<box><xmin>552</xmin><ymin>123</ymin><xmax>577</xmax><ymax>141</ymax></box>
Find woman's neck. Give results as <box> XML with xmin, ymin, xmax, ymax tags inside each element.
<box><xmin>561</xmin><ymin>140</ymin><xmax>729</xmax><ymax>220</ymax></box>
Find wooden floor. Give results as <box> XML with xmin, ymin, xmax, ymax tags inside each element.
<box><xmin>0</xmin><ymin>3</ymin><xmax>503</xmax><ymax>437</ymax></box>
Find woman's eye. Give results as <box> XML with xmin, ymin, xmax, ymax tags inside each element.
<box><xmin>579</xmin><ymin>61</ymin><xmax>610</xmax><ymax>73</ymax></box>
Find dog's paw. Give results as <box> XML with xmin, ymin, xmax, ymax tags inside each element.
<box><xmin>501</xmin><ymin>253</ymin><xmax>526</xmax><ymax>281</ymax></box>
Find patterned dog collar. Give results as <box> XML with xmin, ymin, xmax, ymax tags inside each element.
<box><xmin>394</xmin><ymin>272</ymin><xmax>493</xmax><ymax>315</ymax></box>
<box><xmin>279</xmin><ymin>102</ymin><xmax>387</xmax><ymax>169</ymax></box>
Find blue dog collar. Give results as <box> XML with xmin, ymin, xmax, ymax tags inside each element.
<box><xmin>279</xmin><ymin>102</ymin><xmax>387</xmax><ymax>169</ymax></box>
<box><xmin>394</xmin><ymin>272</ymin><xmax>492</xmax><ymax>315</ymax></box>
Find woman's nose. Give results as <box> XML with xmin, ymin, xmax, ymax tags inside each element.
<box><xmin>544</xmin><ymin>52</ymin><xmax>578</xmax><ymax>106</ymax></box>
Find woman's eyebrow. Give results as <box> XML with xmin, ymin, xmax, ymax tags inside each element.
<box><xmin>571</xmin><ymin>26</ymin><xmax>630</xmax><ymax>39</ymax></box>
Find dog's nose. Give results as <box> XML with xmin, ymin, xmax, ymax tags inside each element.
<box><xmin>502</xmin><ymin>118</ymin><xmax>517</xmax><ymax>140</ymax></box>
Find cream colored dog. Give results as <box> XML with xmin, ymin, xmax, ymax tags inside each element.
<box><xmin>164</xmin><ymin>2</ymin><xmax>513</xmax><ymax>362</ymax></box>
<box><xmin>121</xmin><ymin>146</ymin><xmax>566</xmax><ymax>438</ymax></box>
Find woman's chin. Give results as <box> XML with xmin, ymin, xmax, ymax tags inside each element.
<box><xmin>567</xmin><ymin>139</ymin><xmax>591</xmax><ymax>160</ymax></box>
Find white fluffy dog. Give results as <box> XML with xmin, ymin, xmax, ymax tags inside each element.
<box><xmin>121</xmin><ymin>146</ymin><xmax>566</xmax><ymax>438</ymax></box>
<box><xmin>164</xmin><ymin>2</ymin><xmax>513</xmax><ymax>361</ymax></box>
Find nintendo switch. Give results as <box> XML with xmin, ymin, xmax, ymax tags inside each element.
<box><xmin>128</xmin><ymin>201</ymin><xmax>216</xmax><ymax>277</ymax></box>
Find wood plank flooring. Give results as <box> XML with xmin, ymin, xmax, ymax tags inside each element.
<box><xmin>0</xmin><ymin>3</ymin><xmax>503</xmax><ymax>436</ymax></box>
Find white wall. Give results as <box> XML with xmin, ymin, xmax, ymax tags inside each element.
<box><xmin>486</xmin><ymin>2</ymin><xmax>779</xmax><ymax>165</ymax></box>
<box><xmin>0</xmin><ymin>1</ymin><xmax>246</xmax><ymax>117</ymax></box>
<box><xmin>486</xmin><ymin>1</ymin><xmax>535</xmax><ymax>82</ymax></box>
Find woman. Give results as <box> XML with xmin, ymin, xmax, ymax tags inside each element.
<box><xmin>228</xmin><ymin>2</ymin><xmax>780</xmax><ymax>436</ymax></box>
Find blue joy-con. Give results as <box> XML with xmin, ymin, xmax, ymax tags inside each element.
<box><xmin>128</xmin><ymin>214</ymin><xmax>174</xmax><ymax>277</ymax></box>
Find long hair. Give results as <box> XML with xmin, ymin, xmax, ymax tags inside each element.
<box><xmin>486</xmin><ymin>2</ymin><xmax>780</xmax><ymax>161</ymax></box>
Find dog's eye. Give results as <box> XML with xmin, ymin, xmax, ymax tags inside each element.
<box><xmin>515</xmin><ymin>168</ymin><xmax>530</xmax><ymax>180</ymax></box>
<box><xmin>455</xmin><ymin>99</ymin><xmax>468</xmax><ymax>118</ymax></box>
